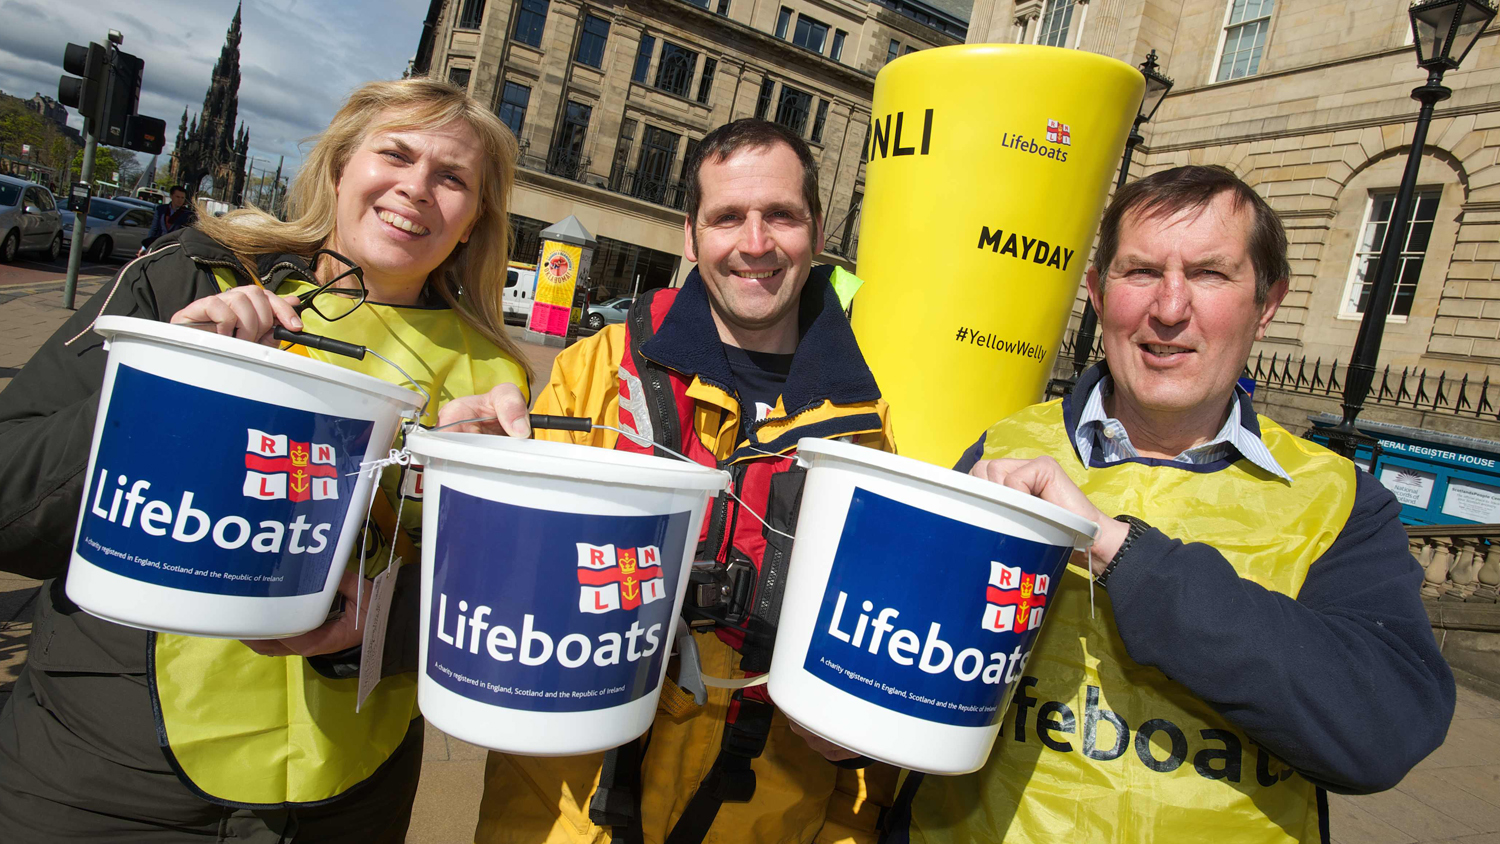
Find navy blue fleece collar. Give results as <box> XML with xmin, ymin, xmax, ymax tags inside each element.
<box><xmin>638</xmin><ymin>265</ymin><xmax>881</xmax><ymax>414</ymax></box>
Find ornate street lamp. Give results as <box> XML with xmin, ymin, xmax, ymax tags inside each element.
<box><xmin>1069</xmin><ymin>50</ymin><xmax>1175</xmax><ymax>380</ymax></box>
<box><xmin>1324</xmin><ymin>0</ymin><xmax>1496</xmax><ymax>463</ymax></box>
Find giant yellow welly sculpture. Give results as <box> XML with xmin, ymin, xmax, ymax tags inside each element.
<box><xmin>852</xmin><ymin>45</ymin><xmax>1144</xmax><ymax>466</ymax></box>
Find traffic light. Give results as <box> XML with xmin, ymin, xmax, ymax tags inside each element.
<box><xmin>100</xmin><ymin>49</ymin><xmax>144</xmax><ymax>146</ymax></box>
<box><xmin>58</xmin><ymin>42</ymin><xmax>107</xmax><ymax>127</ymax></box>
<box><xmin>123</xmin><ymin>114</ymin><xmax>166</xmax><ymax>154</ymax></box>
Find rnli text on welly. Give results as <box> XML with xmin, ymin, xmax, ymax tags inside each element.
<box><xmin>827</xmin><ymin>591</ymin><xmax>1032</xmax><ymax>685</ymax></box>
<box><xmin>89</xmin><ymin>470</ymin><xmax>333</xmax><ymax>553</ymax></box>
<box><xmin>435</xmin><ymin>593</ymin><xmax>664</xmax><ymax>668</ymax></box>
<box><xmin>868</xmin><ymin>109</ymin><xmax>934</xmax><ymax>161</ymax></box>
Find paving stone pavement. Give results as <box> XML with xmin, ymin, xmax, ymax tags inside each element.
<box><xmin>0</xmin><ymin>284</ymin><xmax>1495</xmax><ymax>841</ymax></box>
<box><xmin>0</xmin><ymin>277</ymin><xmax>105</xmax><ymax>391</ymax></box>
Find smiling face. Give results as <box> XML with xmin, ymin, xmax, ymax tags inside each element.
<box><xmin>684</xmin><ymin>142</ymin><xmax>824</xmax><ymax>352</ymax></box>
<box><xmin>1089</xmin><ymin>190</ymin><xmax>1286</xmax><ymax>440</ymax></box>
<box><xmin>325</xmin><ymin>116</ymin><xmax>484</xmax><ymax>303</ymax></box>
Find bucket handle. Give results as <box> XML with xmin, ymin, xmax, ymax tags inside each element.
<box><xmin>266</xmin><ymin>325</ymin><xmax>432</xmax><ymax>420</ymax></box>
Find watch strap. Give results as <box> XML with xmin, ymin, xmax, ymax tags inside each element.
<box><xmin>1095</xmin><ymin>515</ymin><xmax>1149</xmax><ymax>589</ymax></box>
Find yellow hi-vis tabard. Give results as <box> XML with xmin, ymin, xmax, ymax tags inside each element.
<box><xmin>150</xmin><ymin>269</ymin><xmax>530</xmax><ymax>807</ymax></box>
<box><xmin>909</xmin><ymin>400</ymin><xmax>1357</xmax><ymax>844</ymax></box>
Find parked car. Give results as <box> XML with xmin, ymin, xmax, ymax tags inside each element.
<box><xmin>111</xmin><ymin>195</ymin><xmax>158</xmax><ymax>210</ymax></box>
<box><xmin>62</xmin><ymin>197</ymin><xmax>154</xmax><ymax>262</ymax></box>
<box><xmin>584</xmin><ymin>297</ymin><xmax>633</xmax><ymax>330</ymax></box>
<box><xmin>0</xmin><ymin>174</ymin><xmax>64</xmax><ymax>263</ymax></box>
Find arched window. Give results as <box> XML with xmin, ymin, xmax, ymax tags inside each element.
<box><xmin>654</xmin><ymin>42</ymin><xmax>697</xmax><ymax>98</ymax></box>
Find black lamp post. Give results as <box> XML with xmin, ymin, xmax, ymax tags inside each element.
<box><xmin>1324</xmin><ymin>0</ymin><xmax>1496</xmax><ymax>463</ymax></box>
<box><xmin>1070</xmin><ymin>50</ymin><xmax>1175</xmax><ymax>380</ymax></box>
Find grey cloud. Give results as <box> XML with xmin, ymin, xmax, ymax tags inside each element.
<box><xmin>0</xmin><ymin>0</ymin><xmax>424</xmax><ymax>174</ymax></box>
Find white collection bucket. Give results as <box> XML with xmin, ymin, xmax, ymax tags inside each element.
<box><xmin>404</xmin><ymin>428</ymin><xmax>728</xmax><ymax>756</ymax></box>
<box><xmin>65</xmin><ymin>316</ymin><xmax>423</xmax><ymax>639</ymax></box>
<box><xmin>767</xmin><ymin>438</ymin><xmax>1097</xmax><ymax>775</ymax></box>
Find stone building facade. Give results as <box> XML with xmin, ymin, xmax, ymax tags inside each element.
<box><xmin>969</xmin><ymin>0</ymin><xmax>1500</xmax><ymax>433</ymax></box>
<box><xmin>413</xmin><ymin>0</ymin><xmax>966</xmax><ymax>295</ymax></box>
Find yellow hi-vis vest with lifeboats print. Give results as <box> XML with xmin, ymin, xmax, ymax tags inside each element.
<box><xmin>909</xmin><ymin>398</ymin><xmax>1356</xmax><ymax>844</ymax></box>
<box><xmin>149</xmin><ymin>269</ymin><xmax>530</xmax><ymax>807</ymax></box>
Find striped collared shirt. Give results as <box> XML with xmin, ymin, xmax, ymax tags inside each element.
<box><xmin>1075</xmin><ymin>376</ymin><xmax>1292</xmax><ymax>482</ymax></box>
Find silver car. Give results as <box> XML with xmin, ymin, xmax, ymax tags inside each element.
<box><xmin>584</xmin><ymin>297</ymin><xmax>633</xmax><ymax>330</ymax></box>
<box><xmin>63</xmin><ymin>197</ymin><xmax>154</xmax><ymax>262</ymax></box>
<box><xmin>111</xmin><ymin>195</ymin><xmax>158</xmax><ymax>211</ymax></box>
<box><xmin>0</xmin><ymin>175</ymin><xmax>64</xmax><ymax>263</ymax></box>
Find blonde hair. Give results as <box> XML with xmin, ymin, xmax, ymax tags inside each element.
<box><xmin>196</xmin><ymin>77</ymin><xmax>530</xmax><ymax>383</ymax></box>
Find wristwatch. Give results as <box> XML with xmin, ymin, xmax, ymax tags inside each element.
<box><xmin>1094</xmin><ymin>515</ymin><xmax>1149</xmax><ymax>589</ymax></box>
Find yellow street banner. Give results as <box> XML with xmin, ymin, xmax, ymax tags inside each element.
<box><xmin>852</xmin><ymin>44</ymin><xmax>1144</xmax><ymax>466</ymax></box>
<box><xmin>528</xmin><ymin>240</ymin><xmax>583</xmax><ymax>336</ymax></box>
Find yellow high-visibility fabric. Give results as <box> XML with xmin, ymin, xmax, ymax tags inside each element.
<box><xmin>910</xmin><ymin>399</ymin><xmax>1356</xmax><ymax>844</ymax></box>
<box><xmin>477</xmin><ymin>323</ymin><xmax>898</xmax><ymax>844</ymax></box>
<box><xmin>151</xmin><ymin>268</ymin><xmax>529</xmax><ymax>807</ymax></box>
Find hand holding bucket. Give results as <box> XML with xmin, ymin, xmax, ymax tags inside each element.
<box><xmin>766</xmin><ymin>439</ymin><xmax>1098</xmax><ymax>775</ymax></box>
<box><xmin>65</xmin><ymin>315</ymin><xmax>425</xmax><ymax>640</ymax></box>
<box><xmin>404</xmin><ymin>428</ymin><xmax>728</xmax><ymax>756</ymax></box>
<box><xmin>968</xmin><ymin>456</ymin><xmax>1132</xmax><ymax>573</ymax></box>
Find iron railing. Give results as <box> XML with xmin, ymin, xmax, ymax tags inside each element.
<box><xmin>610</xmin><ymin>170</ymin><xmax>688</xmax><ymax>211</ymax></box>
<box><xmin>517</xmin><ymin>146</ymin><xmax>688</xmax><ymax>212</ymax></box>
<box><xmin>1243</xmin><ymin>351</ymin><xmax>1500</xmax><ymax>420</ymax></box>
<box><xmin>1050</xmin><ymin>328</ymin><xmax>1500</xmax><ymax>421</ymax></box>
<box><xmin>545</xmin><ymin>148</ymin><xmax>590</xmax><ymax>182</ymax></box>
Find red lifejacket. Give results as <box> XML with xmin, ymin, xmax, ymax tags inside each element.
<box><xmin>612</xmin><ymin>286</ymin><xmax>805</xmax><ymax>657</ymax></box>
<box><xmin>592</xmin><ymin>276</ymin><xmax>890</xmax><ymax>844</ymax></box>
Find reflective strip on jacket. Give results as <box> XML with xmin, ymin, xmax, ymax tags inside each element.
<box><xmin>905</xmin><ymin>398</ymin><xmax>1355</xmax><ymax>844</ymax></box>
<box><xmin>477</xmin><ymin>267</ymin><xmax>899</xmax><ymax>844</ymax></box>
<box><xmin>149</xmin><ymin>267</ymin><xmax>530</xmax><ymax>807</ymax></box>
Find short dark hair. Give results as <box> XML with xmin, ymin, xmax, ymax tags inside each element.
<box><xmin>683</xmin><ymin>119</ymin><xmax>822</xmax><ymax>230</ymax></box>
<box><xmin>1094</xmin><ymin>165</ymin><xmax>1289</xmax><ymax>305</ymax></box>
<box><xmin>170</xmin><ymin>185</ymin><xmax>188</xmax><ymax>196</ymax></box>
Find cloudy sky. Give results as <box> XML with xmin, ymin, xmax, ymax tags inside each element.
<box><xmin>0</xmin><ymin>0</ymin><xmax>430</xmax><ymax>179</ymax></box>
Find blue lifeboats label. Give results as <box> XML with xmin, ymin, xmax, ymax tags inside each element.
<box><xmin>427</xmin><ymin>487</ymin><xmax>691</xmax><ymax>712</ymax></box>
<box><xmin>75</xmin><ymin>364</ymin><xmax>374</xmax><ymax>597</ymax></box>
<box><xmin>803</xmin><ymin>488</ymin><xmax>1072</xmax><ymax>728</ymax></box>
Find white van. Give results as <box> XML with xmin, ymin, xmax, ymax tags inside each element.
<box><xmin>503</xmin><ymin>263</ymin><xmax>539</xmax><ymax>324</ymax></box>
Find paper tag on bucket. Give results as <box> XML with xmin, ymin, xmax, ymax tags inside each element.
<box><xmin>356</xmin><ymin>559</ymin><xmax>401</xmax><ymax>711</ymax></box>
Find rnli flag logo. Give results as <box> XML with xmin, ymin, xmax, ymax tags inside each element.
<box><xmin>981</xmin><ymin>561</ymin><xmax>1049</xmax><ymax>633</ymax></box>
<box><xmin>243</xmin><ymin>429</ymin><xmax>339</xmax><ymax>502</ymax></box>
<box><xmin>1046</xmin><ymin>119</ymin><xmax>1072</xmax><ymax>146</ymax></box>
<box><xmin>577</xmin><ymin>543</ymin><xmax>668</xmax><ymax>613</ymax></box>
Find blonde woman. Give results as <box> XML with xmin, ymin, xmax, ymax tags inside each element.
<box><xmin>0</xmin><ymin>78</ymin><xmax>529</xmax><ymax>842</ymax></box>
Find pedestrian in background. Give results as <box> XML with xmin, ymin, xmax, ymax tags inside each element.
<box><xmin>139</xmin><ymin>184</ymin><xmax>197</xmax><ymax>254</ymax></box>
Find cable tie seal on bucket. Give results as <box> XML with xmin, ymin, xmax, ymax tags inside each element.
<box><xmin>1087</xmin><ymin>546</ymin><xmax>1096</xmax><ymax>620</ymax></box>
<box><xmin>351</xmin><ymin>448</ymin><xmax>413</xmax><ymax>478</ymax></box>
